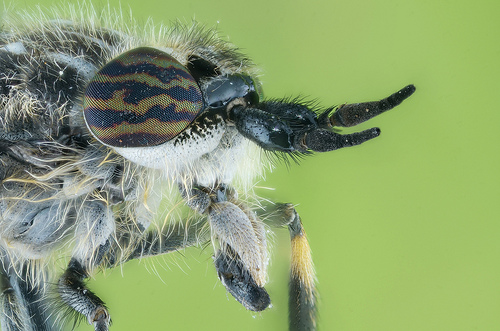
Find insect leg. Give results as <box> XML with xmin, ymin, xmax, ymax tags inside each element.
<box><xmin>58</xmin><ymin>201</ymin><xmax>114</xmax><ymax>331</ymax></box>
<box><xmin>214</xmin><ymin>243</ymin><xmax>271</xmax><ymax>312</ymax></box>
<box><xmin>265</xmin><ymin>204</ymin><xmax>317</xmax><ymax>331</ymax></box>
<box><xmin>107</xmin><ymin>220</ymin><xmax>208</xmax><ymax>264</ymax></box>
<box><xmin>0</xmin><ymin>263</ymin><xmax>33</xmax><ymax>331</ymax></box>
<box><xmin>58</xmin><ymin>259</ymin><xmax>109</xmax><ymax>331</ymax></box>
<box><xmin>0</xmin><ymin>258</ymin><xmax>52</xmax><ymax>331</ymax></box>
<box><xmin>180</xmin><ymin>183</ymin><xmax>271</xmax><ymax>312</ymax></box>
<box><xmin>59</xmin><ymin>202</ymin><xmax>208</xmax><ymax>330</ymax></box>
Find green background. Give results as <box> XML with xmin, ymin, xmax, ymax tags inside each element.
<box><xmin>10</xmin><ymin>0</ymin><xmax>500</xmax><ymax>330</ymax></box>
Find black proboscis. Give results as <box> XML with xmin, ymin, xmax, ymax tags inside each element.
<box><xmin>324</xmin><ymin>84</ymin><xmax>416</xmax><ymax>127</ymax></box>
<box><xmin>229</xmin><ymin>85</ymin><xmax>415</xmax><ymax>154</ymax></box>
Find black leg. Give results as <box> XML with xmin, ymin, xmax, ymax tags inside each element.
<box><xmin>58</xmin><ymin>258</ymin><xmax>110</xmax><ymax>331</ymax></box>
<box><xmin>214</xmin><ymin>245</ymin><xmax>271</xmax><ymax>312</ymax></box>
<box><xmin>0</xmin><ymin>268</ymin><xmax>29</xmax><ymax>331</ymax></box>
<box><xmin>0</xmin><ymin>261</ymin><xmax>52</xmax><ymax>331</ymax></box>
<box><xmin>180</xmin><ymin>183</ymin><xmax>272</xmax><ymax>312</ymax></box>
<box><xmin>123</xmin><ymin>220</ymin><xmax>208</xmax><ymax>262</ymax></box>
<box><xmin>288</xmin><ymin>212</ymin><xmax>316</xmax><ymax>331</ymax></box>
<box><xmin>264</xmin><ymin>204</ymin><xmax>317</xmax><ymax>331</ymax></box>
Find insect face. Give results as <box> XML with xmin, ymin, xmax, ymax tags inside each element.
<box><xmin>83</xmin><ymin>47</ymin><xmax>261</xmax><ymax>172</ymax></box>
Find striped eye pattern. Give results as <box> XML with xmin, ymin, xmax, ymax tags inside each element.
<box><xmin>83</xmin><ymin>47</ymin><xmax>203</xmax><ymax>148</ymax></box>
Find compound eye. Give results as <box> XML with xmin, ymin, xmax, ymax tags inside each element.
<box><xmin>83</xmin><ymin>47</ymin><xmax>203</xmax><ymax>148</ymax></box>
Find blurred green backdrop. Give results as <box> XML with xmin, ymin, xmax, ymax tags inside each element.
<box><xmin>8</xmin><ymin>0</ymin><xmax>500</xmax><ymax>330</ymax></box>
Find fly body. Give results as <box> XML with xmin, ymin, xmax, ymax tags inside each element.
<box><xmin>0</xmin><ymin>4</ymin><xmax>415</xmax><ymax>331</ymax></box>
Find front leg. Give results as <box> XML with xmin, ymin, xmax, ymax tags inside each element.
<box><xmin>0</xmin><ymin>258</ymin><xmax>52</xmax><ymax>331</ymax></box>
<box><xmin>180</xmin><ymin>183</ymin><xmax>271</xmax><ymax>312</ymax></box>
<box><xmin>58</xmin><ymin>259</ymin><xmax>110</xmax><ymax>331</ymax></box>
<box><xmin>182</xmin><ymin>185</ymin><xmax>317</xmax><ymax>327</ymax></box>
<box><xmin>58</xmin><ymin>201</ymin><xmax>114</xmax><ymax>331</ymax></box>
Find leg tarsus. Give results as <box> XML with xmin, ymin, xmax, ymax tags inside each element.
<box><xmin>180</xmin><ymin>183</ymin><xmax>271</xmax><ymax>311</ymax></box>
<box><xmin>58</xmin><ymin>259</ymin><xmax>110</xmax><ymax>331</ymax></box>
<box><xmin>214</xmin><ymin>246</ymin><xmax>270</xmax><ymax>312</ymax></box>
<box><xmin>91</xmin><ymin>306</ymin><xmax>111</xmax><ymax>331</ymax></box>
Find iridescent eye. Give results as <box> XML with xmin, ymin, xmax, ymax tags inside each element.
<box><xmin>83</xmin><ymin>47</ymin><xmax>203</xmax><ymax>148</ymax></box>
